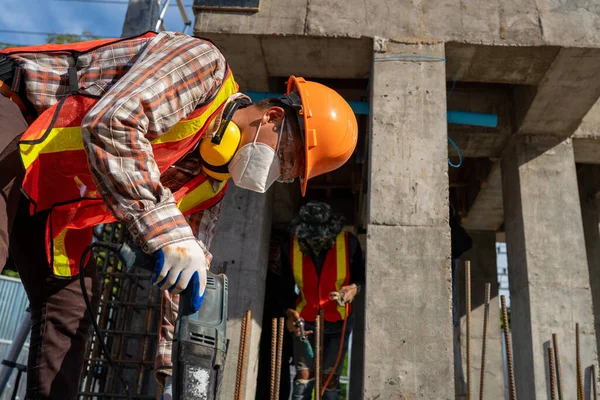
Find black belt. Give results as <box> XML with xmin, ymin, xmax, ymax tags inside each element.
<box><xmin>0</xmin><ymin>53</ymin><xmax>21</xmax><ymax>93</ymax></box>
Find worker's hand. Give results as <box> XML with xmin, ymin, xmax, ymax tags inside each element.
<box><xmin>286</xmin><ymin>309</ymin><xmax>313</xmax><ymax>337</ymax></box>
<box><xmin>331</xmin><ymin>284</ymin><xmax>359</xmax><ymax>306</ymax></box>
<box><xmin>152</xmin><ymin>238</ymin><xmax>208</xmax><ymax>311</ymax></box>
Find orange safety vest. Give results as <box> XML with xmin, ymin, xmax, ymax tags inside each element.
<box><xmin>291</xmin><ymin>232</ymin><xmax>352</xmax><ymax>322</ymax></box>
<box><xmin>12</xmin><ymin>35</ymin><xmax>239</xmax><ymax>278</ymax></box>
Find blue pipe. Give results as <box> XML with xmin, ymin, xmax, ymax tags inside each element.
<box><xmin>245</xmin><ymin>91</ymin><xmax>498</xmax><ymax>128</ymax></box>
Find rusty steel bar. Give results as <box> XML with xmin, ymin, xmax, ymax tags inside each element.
<box><xmin>270</xmin><ymin>318</ymin><xmax>278</xmax><ymax>400</ymax></box>
<box><xmin>466</xmin><ymin>260</ymin><xmax>472</xmax><ymax>400</ymax></box>
<box><xmin>577</xmin><ymin>323</ymin><xmax>584</xmax><ymax>400</ymax></box>
<box><xmin>315</xmin><ymin>316</ymin><xmax>321</xmax><ymax>400</ymax></box>
<box><xmin>274</xmin><ymin>317</ymin><xmax>285</xmax><ymax>399</ymax></box>
<box><xmin>478</xmin><ymin>282</ymin><xmax>491</xmax><ymax>400</ymax></box>
<box><xmin>552</xmin><ymin>333</ymin><xmax>564</xmax><ymax>400</ymax></box>
<box><xmin>135</xmin><ymin>284</ymin><xmax>156</xmax><ymax>393</ymax></box>
<box><xmin>501</xmin><ymin>295</ymin><xmax>516</xmax><ymax>400</ymax></box>
<box><xmin>319</xmin><ymin>310</ymin><xmax>325</xmax><ymax>399</ymax></box>
<box><xmin>548</xmin><ymin>346</ymin><xmax>557</xmax><ymax>400</ymax></box>
<box><xmin>592</xmin><ymin>364</ymin><xmax>598</xmax><ymax>400</ymax></box>
<box><xmin>234</xmin><ymin>310</ymin><xmax>252</xmax><ymax>400</ymax></box>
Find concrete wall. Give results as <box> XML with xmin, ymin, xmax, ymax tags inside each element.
<box><xmin>363</xmin><ymin>39</ymin><xmax>453</xmax><ymax>399</ymax></box>
<box><xmin>194</xmin><ymin>0</ymin><xmax>600</xmax><ymax>48</ymax></box>
<box><xmin>209</xmin><ymin>185</ymin><xmax>273</xmax><ymax>400</ymax></box>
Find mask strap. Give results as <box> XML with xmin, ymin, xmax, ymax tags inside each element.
<box><xmin>252</xmin><ymin>118</ymin><xmax>264</xmax><ymax>145</ymax></box>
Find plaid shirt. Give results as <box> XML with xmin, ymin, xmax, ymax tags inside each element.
<box><xmin>11</xmin><ymin>31</ymin><xmax>229</xmax><ymax>254</ymax></box>
<box><xmin>9</xmin><ymin>32</ymin><xmax>245</xmax><ymax>380</ymax></box>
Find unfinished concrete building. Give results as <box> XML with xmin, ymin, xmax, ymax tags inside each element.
<box><xmin>189</xmin><ymin>1</ymin><xmax>600</xmax><ymax>399</ymax></box>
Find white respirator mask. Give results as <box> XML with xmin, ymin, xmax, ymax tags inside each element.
<box><xmin>227</xmin><ymin>117</ymin><xmax>283</xmax><ymax>193</ymax></box>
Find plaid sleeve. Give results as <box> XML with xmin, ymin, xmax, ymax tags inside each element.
<box><xmin>154</xmin><ymin>201</ymin><xmax>222</xmax><ymax>380</ymax></box>
<box><xmin>81</xmin><ymin>32</ymin><xmax>227</xmax><ymax>254</ymax></box>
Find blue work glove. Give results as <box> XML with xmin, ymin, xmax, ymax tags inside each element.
<box><xmin>152</xmin><ymin>238</ymin><xmax>208</xmax><ymax>312</ymax></box>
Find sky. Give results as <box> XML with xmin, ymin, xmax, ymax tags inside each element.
<box><xmin>0</xmin><ymin>0</ymin><xmax>194</xmax><ymax>47</ymax></box>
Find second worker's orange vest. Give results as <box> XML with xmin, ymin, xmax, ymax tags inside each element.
<box><xmin>291</xmin><ymin>232</ymin><xmax>352</xmax><ymax>322</ymax></box>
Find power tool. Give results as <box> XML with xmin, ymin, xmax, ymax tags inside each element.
<box><xmin>294</xmin><ymin>318</ymin><xmax>314</xmax><ymax>359</ymax></box>
<box><xmin>119</xmin><ymin>243</ymin><xmax>229</xmax><ymax>400</ymax></box>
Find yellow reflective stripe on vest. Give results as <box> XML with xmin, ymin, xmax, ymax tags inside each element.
<box><xmin>52</xmin><ymin>228</ymin><xmax>72</xmax><ymax>277</ymax></box>
<box><xmin>21</xmin><ymin>126</ymin><xmax>81</xmax><ymax>169</ymax></box>
<box><xmin>292</xmin><ymin>238</ymin><xmax>307</xmax><ymax>314</ymax></box>
<box><xmin>151</xmin><ymin>74</ymin><xmax>238</xmax><ymax>145</ymax></box>
<box><xmin>334</xmin><ymin>232</ymin><xmax>347</xmax><ymax>317</ymax></box>
<box><xmin>21</xmin><ymin>73</ymin><xmax>238</xmax><ymax>169</ymax></box>
<box><xmin>177</xmin><ymin>178</ymin><xmax>227</xmax><ymax>214</ymax></box>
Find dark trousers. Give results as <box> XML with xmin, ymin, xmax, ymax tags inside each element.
<box><xmin>1</xmin><ymin>95</ymin><xmax>100</xmax><ymax>399</ymax></box>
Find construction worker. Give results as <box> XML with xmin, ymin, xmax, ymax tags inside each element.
<box><xmin>279</xmin><ymin>201</ymin><xmax>365</xmax><ymax>400</ymax></box>
<box><xmin>0</xmin><ymin>31</ymin><xmax>357</xmax><ymax>399</ymax></box>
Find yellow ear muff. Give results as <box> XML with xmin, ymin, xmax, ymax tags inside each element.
<box><xmin>200</xmin><ymin>121</ymin><xmax>241</xmax><ymax>181</ymax></box>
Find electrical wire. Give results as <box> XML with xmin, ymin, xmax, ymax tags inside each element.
<box><xmin>447</xmin><ymin>136</ymin><xmax>463</xmax><ymax>168</ymax></box>
<box><xmin>79</xmin><ymin>242</ymin><xmax>132</xmax><ymax>400</ymax></box>
<box><xmin>52</xmin><ymin>0</ymin><xmax>193</xmax><ymax>6</ymax></box>
<box><xmin>0</xmin><ymin>29</ymin><xmax>113</xmax><ymax>39</ymax></box>
<box><xmin>446</xmin><ymin>73</ymin><xmax>462</xmax><ymax>168</ymax></box>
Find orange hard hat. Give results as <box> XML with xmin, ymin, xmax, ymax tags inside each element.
<box><xmin>284</xmin><ymin>76</ymin><xmax>358</xmax><ymax>196</ymax></box>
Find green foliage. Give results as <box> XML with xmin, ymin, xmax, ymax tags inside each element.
<box><xmin>46</xmin><ymin>30</ymin><xmax>98</xmax><ymax>44</ymax></box>
<box><xmin>1</xmin><ymin>269</ymin><xmax>19</xmax><ymax>278</ymax></box>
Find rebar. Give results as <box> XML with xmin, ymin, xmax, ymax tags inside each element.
<box><xmin>548</xmin><ymin>346</ymin><xmax>557</xmax><ymax>400</ymax></box>
<box><xmin>592</xmin><ymin>364</ymin><xmax>598</xmax><ymax>400</ymax></box>
<box><xmin>234</xmin><ymin>310</ymin><xmax>251</xmax><ymax>400</ymax></box>
<box><xmin>577</xmin><ymin>323</ymin><xmax>584</xmax><ymax>400</ymax></box>
<box><xmin>501</xmin><ymin>295</ymin><xmax>516</xmax><ymax>400</ymax></box>
<box><xmin>552</xmin><ymin>333</ymin><xmax>564</xmax><ymax>400</ymax></box>
<box><xmin>315</xmin><ymin>316</ymin><xmax>321</xmax><ymax>400</ymax></box>
<box><xmin>270</xmin><ymin>318</ymin><xmax>278</xmax><ymax>400</ymax></box>
<box><xmin>466</xmin><ymin>260</ymin><xmax>472</xmax><ymax>400</ymax></box>
<box><xmin>479</xmin><ymin>282</ymin><xmax>491</xmax><ymax>400</ymax></box>
<box><xmin>319</xmin><ymin>311</ymin><xmax>325</xmax><ymax>399</ymax></box>
<box><xmin>274</xmin><ymin>317</ymin><xmax>285</xmax><ymax>399</ymax></box>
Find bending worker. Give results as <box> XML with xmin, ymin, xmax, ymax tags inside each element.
<box><xmin>279</xmin><ymin>201</ymin><xmax>365</xmax><ymax>400</ymax></box>
<box><xmin>0</xmin><ymin>31</ymin><xmax>358</xmax><ymax>399</ymax></box>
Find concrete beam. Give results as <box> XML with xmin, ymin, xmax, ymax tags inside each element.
<box><xmin>194</xmin><ymin>33</ymin><xmax>372</xmax><ymax>92</ymax></box>
<box><xmin>208</xmin><ymin>186</ymin><xmax>273</xmax><ymax>400</ymax></box>
<box><xmin>195</xmin><ymin>0</ymin><xmax>600</xmax><ymax>48</ymax></box>
<box><xmin>501</xmin><ymin>135</ymin><xmax>598</xmax><ymax>399</ymax></box>
<box><xmin>445</xmin><ymin>43</ymin><xmax>559</xmax><ymax>85</ymax></box>
<box><xmin>574</xmin><ymin>98</ymin><xmax>600</xmax><ymax>164</ymax></box>
<box><xmin>461</xmin><ymin>162</ymin><xmax>504</xmax><ymax>232</ymax></box>
<box><xmin>515</xmin><ymin>48</ymin><xmax>600</xmax><ymax>136</ymax></box>
<box><xmin>365</xmin><ymin>39</ymin><xmax>453</xmax><ymax>398</ymax></box>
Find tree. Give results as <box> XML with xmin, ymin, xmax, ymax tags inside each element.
<box><xmin>46</xmin><ymin>30</ymin><xmax>99</xmax><ymax>44</ymax></box>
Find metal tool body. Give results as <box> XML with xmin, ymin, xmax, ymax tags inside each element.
<box><xmin>294</xmin><ymin>318</ymin><xmax>314</xmax><ymax>359</ymax></box>
<box><xmin>120</xmin><ymin>243</ymin><xmax>228</xmax><ymax>400</ymax></box>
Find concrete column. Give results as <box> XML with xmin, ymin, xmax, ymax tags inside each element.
<box><xmin>455</xmin><ymin>231</ymin><xmax>505</xmax><ymax>399</ymax></box>
<box><xmin>501</xmin><ymin>135</ymin><xmax>598</xmax><ymax>399</ymax></box>
<box><xmin>209</xmin><ymin>185</ymin><xmax>273</xmax><ymax>400</ymax></box>
<box><xmin>578</xmin><ymin>165</ymin><xmax>600</xmax><ymax>361</ymax></box>
<box><xmin>121</xmin><ymin>0</ymin><xmax>161</xmax><ymax>37</ymax></box>
<box><xmin>363</xmin><ymin>38</ymin><xmax>453</xmax><ymax>399</ymax></box>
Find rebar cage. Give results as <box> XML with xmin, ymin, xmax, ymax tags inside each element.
<box><xmin>79</xmin><ymin>224</ymin><xmax>161</xmax><ymax>400</ymax></box>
